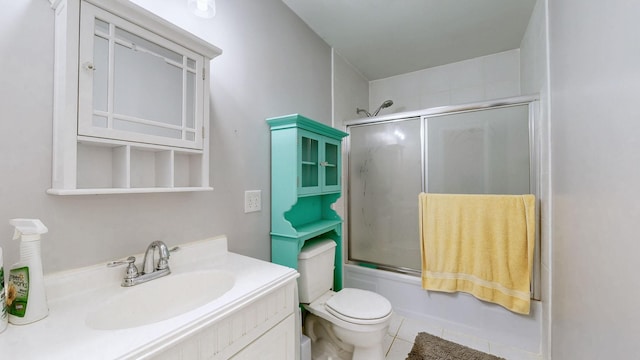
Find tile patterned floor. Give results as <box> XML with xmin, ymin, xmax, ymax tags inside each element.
<box><xmin>383</xmin><ymin>314</ymin><xmax>542</xmax><ymax>360</ymax></box>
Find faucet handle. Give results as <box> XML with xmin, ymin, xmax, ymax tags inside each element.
<box><xmin>157</xmin><ymin>258</ymin><xmax>169</xmax><ymax>270</ymax></box>
<box><xmin>107</xmin><ymin>256</ymin><xmax>136</xmax><ymax>267</ymax></box>
<box><xmin>108</xmin><ymin>256</ymin><xmax>139</xmax><ymax>280</ymax></box>
<box><xmin>156</xmin><ymin>246</ymin><xmax>179</xmax><ymax>271</ymax></box>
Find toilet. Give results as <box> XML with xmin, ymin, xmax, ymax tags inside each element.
<box><xmin>298</xmin><ymin>239</ymin><xmax>393</xmax><ymax>360</ymax></box>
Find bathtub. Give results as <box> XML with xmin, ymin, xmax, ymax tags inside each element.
<box><xmin>344</xmin><ymin>263</ymin><xmax>541</xmax><ymax>354</ymax></box>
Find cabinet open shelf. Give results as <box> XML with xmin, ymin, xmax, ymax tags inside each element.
<box><xmin>47</xmin><ymin>136</ymin><xmax>211</xmax><ymax>195</ymax></box>
<box><xmin>271</xmin><ymin>219</ymin><xmax>342</xmax><ymax>241</ymax></box>
<box><xmin>46</xmin><ymin>187</ymin><xmax>213</xmax><ymax>195</ymax></box>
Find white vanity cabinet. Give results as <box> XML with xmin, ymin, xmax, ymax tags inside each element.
<box><xmin>230</xmin><ymin>315</ymin><xmax>296</xmax><ymax>359</ymax></box>
<box><xmin>48</xmin><ymin>0</ymin><xmax>222</xmax><ymax>195</ymax></box>
<box><xmin>149</xmin><ymin>280</ymin><xmax>298</xmax><ymax>360</ymax></box>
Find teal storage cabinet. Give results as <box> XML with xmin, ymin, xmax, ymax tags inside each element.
<box><xmin>267</xmin><ymin>114</ymin><xmax>348</xmax><ymax>290</ymax></box>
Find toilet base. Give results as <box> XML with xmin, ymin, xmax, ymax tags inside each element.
<box><xmin>351</xmin><ymin>346</ymin><xmax>385</xmax><ymax>360</ymax></box>
<box><xmin>304</xmin><ymin>313</ymin><xmax>353</xmax><ymax>360</ymax></box>
<box><xmin>332</xmin><ymin>321</ymin><xmax>387</xmax><ymax>360</ymax></box>
<box><xmin>304</xmin><ymin>313</ymin><xmax>387</xmax><ymax>360</ymax></box>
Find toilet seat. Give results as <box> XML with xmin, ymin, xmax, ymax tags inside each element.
<box><xmin>322</xmin><ymin>288</ymin><xmax>392</xmax><ymax>325</ymax></box>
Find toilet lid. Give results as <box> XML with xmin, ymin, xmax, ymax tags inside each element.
<box><xmin>325</xmin><ymin>288</ymin><xmax>392</xmax><ymax>324</ymax></box>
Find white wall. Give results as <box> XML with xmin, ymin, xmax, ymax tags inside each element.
<box><xmin>332</xmin><ymin>50</ymin><xmax>369</xmax><ymax>127</ymax></box>
<box><xmin>549</xmin><ymin>1</ymin><xmax>640</xmax><ymax>358</ymax></box>
<box><xmin>520</xmin><ymin>0</ymin><xmax>551</xmax><ymax>358</ymax></box>
<box><xmin>0</xmin><ymin>0</ymin><xmax>331</xmax><ymax>273</ymax></box>
<box><xmin>330</xmin><ymin>50</ymin><xmax>369</xmax><ymax>230</ymax></box>
<box><xmin>369</xmin><ymin>49</ymin><xmax>521</xmax><ymax>114</ymax></box>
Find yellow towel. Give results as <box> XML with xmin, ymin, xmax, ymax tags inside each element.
<box><xmin>419</xmin><ymin>193</ymin><xmax>535</xmax><ymax>315</ymax></box>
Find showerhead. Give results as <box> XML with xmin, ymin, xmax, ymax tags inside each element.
<box><xmin>356</xmin><ymin>107</ymin><xmax>371</xmax><ymax>117</ymax></box>
<box><xmin>356</xmin><ymin>100</ymin><xmax>394</xmax><ymax>117</ymax></box>
<box><xmin>371</xmin><ymin>99</ymin><xmax>394</xmax><ymax>116</ymax></box>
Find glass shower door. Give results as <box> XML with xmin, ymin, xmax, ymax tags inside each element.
<box><xmin>425</xmin><ymin>104</ymin><xmax>530</xmax><ymax>194</ymax></box>
<box><xmin>348</xmin><ymin>118</ymin><xmax>423</xmax><ymax>271</ymax></box>
<box><xmin>347</xmin><ymin>103</ymin><xmax>533</xmax><ymax>274</ymax></box>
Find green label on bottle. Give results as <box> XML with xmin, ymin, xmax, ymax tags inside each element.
<box><xmin>0</xmin><ymin>266</ymin><xmax>6</xmax><ymax>322</ymax></box>
<box><xmin>8</xmin><ymin>267</ymin><xmax>29</xmax><ymax>318</ymax></box>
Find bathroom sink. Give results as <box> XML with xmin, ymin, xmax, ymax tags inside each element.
<box><xmin>86</xmin><ymin>270</ymin><xmax>235</xmax><ymax>330</ymax></box>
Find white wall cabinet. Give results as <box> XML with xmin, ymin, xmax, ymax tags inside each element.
<box><xmin>48</xmin><ymin>0</ymin><xmax>222</xmax><ymax>195</ymax></box>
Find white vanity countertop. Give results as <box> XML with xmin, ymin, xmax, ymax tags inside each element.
<box><xmin>0</xmin><ymin>235</ymin><xmax>298</xmax><ymax>359</ymax></box>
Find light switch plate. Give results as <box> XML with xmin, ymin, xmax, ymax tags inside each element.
<box><xmin>244</xmin><ymin>190</ymin><xmax>262</xmax><ymax>213</ymax></box>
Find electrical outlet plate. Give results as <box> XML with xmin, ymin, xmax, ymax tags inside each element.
<box><xmin>244</xmin><ymin>190</ymin><xmax>262</xmax><ymax>213</ymax></box>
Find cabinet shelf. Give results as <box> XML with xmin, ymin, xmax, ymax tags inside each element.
<box><xmin>56</xmin><ymin>137</ymin><xmax>207</xmax><ymax>193</ymax></box>
<box><xmin>271</xmin><ymin>219</ymin><xmax>342</xmax><ymax>241</ymax></box>
<box><xmin>46</xmin><ymin>186</ymin><xmax>213</xmax><ymax>195</ymax></box>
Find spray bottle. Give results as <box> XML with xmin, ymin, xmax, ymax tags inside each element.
<box><xmin>7</xmin><ymin>219</ymin><xmax>49</xmax><ymax>325</ymax></box>
<box><xmin>0</xmin><ymin>246</ymin><xmax>7</xmax><ymax>333</ymax></box>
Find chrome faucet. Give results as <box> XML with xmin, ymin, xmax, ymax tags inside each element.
<box><xmin>108</xmin><ymin>241</ymin><xmax>175</xmax><ymax>287</ymax></box>
<box><xmin>142</xmin><ymin>240</ymin><xmax>171</xmax><ymax>274</ymax></box>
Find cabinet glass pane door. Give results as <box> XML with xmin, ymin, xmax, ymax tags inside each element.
<box><xmin>300</xmin><ymin>136</ymin><xmax>319</xmax><ymax>189</ymax></box>
<box><xmin>112</xmin><ymin>29</ymin><xmax>183</xmax><ymax>135</ymax></box>
<box><xmin>78</xmin><ymin>3</ymin><xmax>204</xmax><ymax>149</ymax></box>
<box><xmin>324</xmin><ymin>141</ymin><xmax>339</xmax><ymax>187</ymax></box>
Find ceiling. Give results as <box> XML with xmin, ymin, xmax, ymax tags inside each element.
<box><xmin>281</xmin><ymin>0</ymin><xmax>537</xmax><ymax>80</ymax></box>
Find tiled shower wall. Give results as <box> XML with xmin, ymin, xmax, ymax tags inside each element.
<box><xmin>369</xmin><ymin>49</ymin><xmax>521</xmax><ymax>114</ymax></box>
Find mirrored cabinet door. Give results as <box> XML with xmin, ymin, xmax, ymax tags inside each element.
<box><xmin>78</xmin><ymin>2</ymin><xmax>204</xmax><ymax>149</ymax></box>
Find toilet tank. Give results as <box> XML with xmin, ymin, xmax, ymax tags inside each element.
<box><xmin>297</xmin><ymin>239</ymin><xmax>337</xmax><ymax>303</ymax></box>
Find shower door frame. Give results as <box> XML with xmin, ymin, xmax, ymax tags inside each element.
<box><xmin>344</xmin><ymin>95</ymin><xmax>541</xmax><ymax>300</ymax></box>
